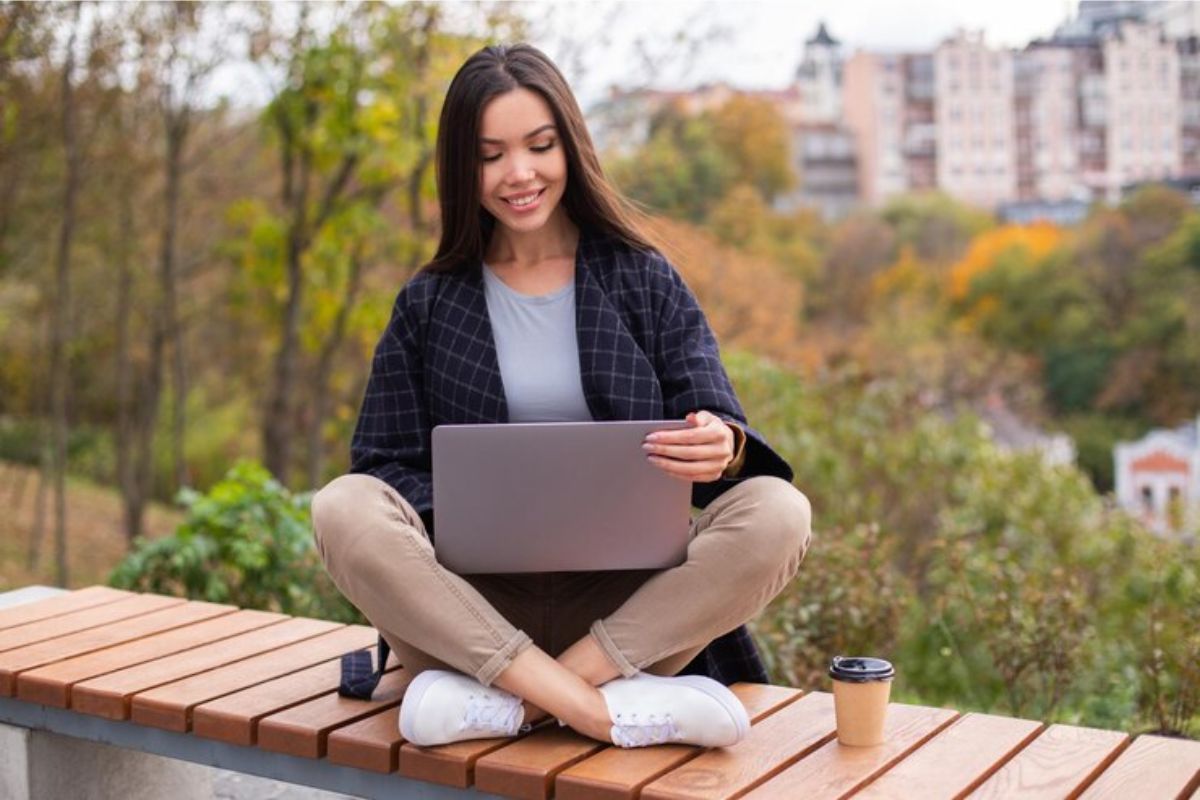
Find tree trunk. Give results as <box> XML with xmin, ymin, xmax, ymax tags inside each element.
<box><xmin>306</xmin><ymin>247</ymin><xmax>365</xmax><ymax>489</ymax></box>
<box><xmin>115</xmin><ymin>151</ymin><xmax>138</xmax><ymax>546</ymax></box>
<box><xmin>262</xmin><ymin>98</ymin><xmax>312</xmax><ymax>485</ymax></box>
<box><xmin>163</xmin><ymin>105</ymin><xmax>188</xmax><ymax>490</ymax></box>
<box><xmin>47</xmin><ymin>0</ymin><xmax>82</xmax><ymax>587</ymax></box>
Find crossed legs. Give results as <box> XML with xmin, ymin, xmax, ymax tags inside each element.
<box><xmin>311</xmin><ymin>473</ymin><xmax>811</xmax><ymax>741</ymax></box>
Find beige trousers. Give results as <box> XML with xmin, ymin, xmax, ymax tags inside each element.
<box><xmin>311</xmin><ymin>473</ymin><xmax>811</xmax><ymax>687</ymax></box>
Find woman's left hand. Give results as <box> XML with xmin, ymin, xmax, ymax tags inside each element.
<box><xmin>642</xmin><ymin>410</ymin><xmax>735</xmax><ymax>483</ymax></box>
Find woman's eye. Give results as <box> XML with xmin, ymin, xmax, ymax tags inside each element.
<box><xmin>531</xmin><ymin>141</ymin><xmax>555</xmax><ymax>153</ymax></box>
<box><xmin>482</xmin><ymin>153</ymin><xmax>502</xmax><ymax>162</ymax></box>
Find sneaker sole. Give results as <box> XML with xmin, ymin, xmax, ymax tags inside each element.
<box><xmin>639</xmin><ymin>673</ymin><xmax>752</xmax><ymax>743</ymax></box>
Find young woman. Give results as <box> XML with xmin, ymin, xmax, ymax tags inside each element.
<box><xmin>312</xmin><ymin>43</ymin><xmax>812</xmax><ymax>749</ymax></box>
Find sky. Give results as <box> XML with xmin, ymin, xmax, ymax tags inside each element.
<box><xmin>201</xmin><ymin>0</ymin><xmax>1082</xmax><ymax>112</ymax></box>
<box><xmin>531</xmin><ymin>0</ymin><xmax>1081</xmax><ymax>109</ymax></box>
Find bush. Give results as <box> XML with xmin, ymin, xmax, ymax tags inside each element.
<box><xmin>750</xmin><ymin>522</ymin><xmax>912</xmax><ymax>691</ymax></box>
<box><xmin>108</xmin><ymin>459</ymin><xmax>363</xmax><ymax>624</ymax></box>
<box><xmin>726</xmin><ymin>348</ymin><xmax>1198</xmax><ymax>737</ymax></box>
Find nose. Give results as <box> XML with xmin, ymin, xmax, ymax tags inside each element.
<box><xmin>504</xmin><ymin>154</ymin><xmax>536</xmax><ymax>185</ymax></box>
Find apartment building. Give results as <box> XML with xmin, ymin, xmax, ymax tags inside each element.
<box><xmin>844</xmin><ymin>52</ymin><xmax>910</xmax><ymax>204</ymax></box>
<box><xmin>1101</xmin><ymin>21</ymin><xmax>1182</xmax><ymax>199</ymax></box>
<box><xmin>1015</xmin><ymin>44</ymin><xmax>1085</xmax><ymax>201</ymax></box>
<box><xmin>934</xmin><ymin>31</ymin><xmax>1018</xmax><ymax>208</ymax></box>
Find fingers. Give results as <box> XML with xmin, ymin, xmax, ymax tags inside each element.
<box><xmin>644</xmin><ymin>410</ymin><xmax>736</xmax><ymax>482</ymax></box>
<box><xmin>647</xmin><ymin>414</ymin><xmax>726</xmax><ymax>445</ymax></box>
<box><xmin>643</xmin><ymin>441</ymin><xmax>728</xmax><ymax>460</ymax></box>
<box><xmin>646</xmin><ymin>454</ymin><xmax>725</xmax><ymax>483</ymax></box>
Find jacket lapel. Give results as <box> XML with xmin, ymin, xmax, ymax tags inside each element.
<box><xmin>574</xmin><ymin>231</ymin><xmax>663</xmax><ymax>421</ymax></box>
<box><xmin>444</xmin><ymin>268</ymin><xmax>509</xmax><ymax>423</ymax></box>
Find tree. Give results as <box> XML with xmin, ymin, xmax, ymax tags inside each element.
<box><xmin>707</xmin><ymin>94</ymin><xmax>795</xmax><ymax>204</ymax></box>
<box><xmin>45</xmin><ymin>0</ymin><xmax>84</xmax><ymax>586</ymax></box>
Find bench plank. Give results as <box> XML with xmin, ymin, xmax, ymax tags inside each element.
<box><xmin>1077</xmin><ymin>735</ymin><xmax>1200</xmax><ymax>799</ymax></box>
<box><xmin>639</xmin><ymin>691</ymin><xmax>837</xmax><ymax>800</ymax></box>
<box><xmin>0</xmin><ymin>585</ymin><xmax>130</xmax><ymax>630</ymax></box>
<box><xmin>130</xmin><ymin>624</ymin><xmax>379</xmax><ymax>732</ymax></box>
<box><xmin>15</xmin><ymin>608</ymin><xmax>282</xmax><ymax>707</ymax></box>
<box><xmin>966</xmin><ymin>723</ymin><xmax>1130</xmax><ymax>799</ymax></box>
<box><xmin>0</xmin><ymin>593</ymin><xmax>184</xmax><ymax>653</ymax></box>
<box><xmin>853</xmin><ymin>712</ymin><xmax>1044</xmax><ymax>799</ymax></box>
<box><xmin>555</xmin><ymin>683</ymin><xmax>804</xmax><ymax>800</ymax></box>
<box><xmin>0</xmin><ymin>597</ymin><xmax>211</xmax><ymax>695</ymax></box>
<box><xmin>741</xmin><ymin>702</ymin><xmax>959</xmax><ymax>800</ymax></box>
<box><xmin>193</xmin><ymin>658</ymin><xmax>388</xmax><ymax>746</ymax></box>
<box><xmin>69</xmin><ymin>615</ymin><xmax>329</xmax><ymax>719</ymax></box>
<box><xmin>474</xmin><ymin>726</ymin><xmax>607</xmax><ymax>800</ymax></box>
<box><xmin>326</xmin><ymin>707</ymin><xmax>405</xmax><ymax>774</ymax></box>
<box><xmin>256</xmin><ymin>667</ymin><xmax>413</xmax><ymax>759</ymax></box>
<box><xmin>400</xmin><ymin>732</ymin><xmax>530</xmax><ymax>789</ymax></box>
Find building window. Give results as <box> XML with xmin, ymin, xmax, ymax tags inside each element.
<box><xmin>1141</xmin><ymin>485</ymin><xmax>1154</xmax><ymax>512</ymax></box>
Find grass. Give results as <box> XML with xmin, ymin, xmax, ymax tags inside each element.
<box><xmin>0</xmin><ymin>461</ymin><xmax>182</xmax><ymax>592</ymax></box>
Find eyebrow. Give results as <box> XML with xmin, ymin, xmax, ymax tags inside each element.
<box><xmin>480</xmin><ymin>124</ymin><xmax>557</xmax><ymax>145</ymax></box>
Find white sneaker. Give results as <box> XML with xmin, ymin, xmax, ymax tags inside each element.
<box><xmin>598</xmin><ymin>673</ymin><xmax>751</xmax><ymax>748</ymax></box>
<box><xmin>399</xmin><ymin>670</ymin><xmax>528</xmax><ymax>746</ymax></box>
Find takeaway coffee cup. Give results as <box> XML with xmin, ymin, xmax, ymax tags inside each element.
<box><xmin>828</xmin><ymin>656</ymin><xmax>895</xmax><ymax>746</ymax></box>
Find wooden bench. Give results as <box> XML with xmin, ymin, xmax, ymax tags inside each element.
<box><xmin>1</xmin><ymin>584</ymin><xmax>1198</xmax><ymax>799</ymax></box>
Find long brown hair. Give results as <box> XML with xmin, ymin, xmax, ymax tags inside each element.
<box><xmin>423</xmin><ymin>43</ymin><xmax>655</xmax><ymax>273</ymax></box>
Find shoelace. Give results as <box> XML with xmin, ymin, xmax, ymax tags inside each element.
<box><xmin>610</xmin><ymin>711</ymin><xmax>684</xmax><ymax>748</ymax></box>
<box><xmin>460</xmin><ymin>692</ymin><xmax>524</xmax><ymax>735</ymax></box>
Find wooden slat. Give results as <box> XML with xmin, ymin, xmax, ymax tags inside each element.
<box><xmin>967</xmin><ymin>723</ymin><xmax>1130</xmax><ymax>800</ymax></box>
<box><xmin>192</xmin><ymin>657</ymin><xmax>397</xmax><ymax>746</ymax></box>
<box><xmin>0</xmin><ymin>593</ymin><xmax>184</xmax><ymax>653</ymax></box>
<box><xmin>400</xmin><ymin>731</ymin><xmax>528</xmax><ymax>789</ymax></box>
<box><xmin>130</xmin><ymin>624</ymin><xmax>378</xmax><ymax>731</ymax></box>
<box><xmin>854</xmin><ymin>712</ymin><xmax>1045</xmax><ymax>799</ymax></box>
<box><xmin>474</xmin><ymin>726</ymin><xmax>607</xmax><ymax>800</ymax></box>
<box><xmin>0</xmin><ymin>597</ymin><xmax>211</xmax><ymax>695</ymax></box>
<box><xmin>640</xmin><ymin>691</ymin><xmax>837</xmax><ymax>800</ymax></box>
<box><xmin>256</xmin><ymin>667</ymin><xmax>413</xmax><ymax>758</ymax></box>
<box><xmin>15</xmin><ymin>608</ymin><xmax>283</xmax><ymax>707</ymax></box>
<box><xmin>0</xmin><ymin>586</ymin><xmax>130</xmax><ymax>630</ymax></box>
<box><xmin>326</xmin><ymin>707</ymin><xmax>405</xmax><ymax>774</ymax></box>
<box><xmin>69</xmin><ymin>615</ymin><xmax>329</xmax><ymax>719</ymax></box>
<box><xmin>742</xmin><ymin>702</ymin><xmax>959</xmax><ymax>800</ymax></box>
<box><xmin>1077</xmin><ymin>735</ymin><xmax>1200</xmax><ymax>799</ymax></box>
<box><xmin>556</xmin><ymin>683</ymin><xmax>804</xmax><ymax>800</ymax></box>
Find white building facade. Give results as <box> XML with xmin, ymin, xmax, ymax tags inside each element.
<box><xmin>1114</xmin><ymin>415</ymin><xmax>1200</xmax><ymax>537</ymax></box>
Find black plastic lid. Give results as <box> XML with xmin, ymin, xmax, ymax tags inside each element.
<box><xmin>828</xmin><ymin>656</ymin><xmax>895</xmax><ymax>683</ymax></box>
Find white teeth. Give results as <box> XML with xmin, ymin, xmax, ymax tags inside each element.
<box><xmin>506</xmin><ymin>191</ymin><xmax>540</xmax><ymax>207</ymax></box>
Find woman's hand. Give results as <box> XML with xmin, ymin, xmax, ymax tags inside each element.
<box><xmin>642</xmin><ymin>410</ymin><xmax>735</xmax><ymax>483</ymax></box>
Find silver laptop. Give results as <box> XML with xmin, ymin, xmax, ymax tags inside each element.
<box><xmin>431</xmin><ymin>420</ymin><xmax>692</xmax><ymax>574</ymax></box>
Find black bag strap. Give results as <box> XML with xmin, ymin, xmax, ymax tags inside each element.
<box><xmin>338</xmin><ymin>633</ymin><xmax>391</xmax><ymax>699</ymax></box>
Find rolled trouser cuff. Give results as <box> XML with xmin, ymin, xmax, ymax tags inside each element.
<box><xmin>589</xmin><ymin>619</ymin><xmax>641</xmax><ymax>678</ymax></box>
<box><xmin>475</xmin><ymin>629</ymin><xmax>535</xmax><ymax>687</ymax></box>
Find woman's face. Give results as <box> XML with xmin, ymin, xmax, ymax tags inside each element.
<box><xmin>478</xmin><ymin>87</ymin><xmax>568</xmax><ymax>235</ymax></box>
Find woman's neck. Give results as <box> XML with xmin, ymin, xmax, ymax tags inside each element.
<box><xmin>485</xmin><ymin>208</ymin><xmax>579</xmax><ymax>270</ymax></box>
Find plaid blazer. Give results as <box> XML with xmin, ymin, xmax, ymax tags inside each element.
<box><xmin>349</xmin><ymin>224</ymin><xmax>795</xmax><ymax>685</ymax></box>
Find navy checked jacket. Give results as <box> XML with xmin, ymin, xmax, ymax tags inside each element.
<box><xmin>349</xmin><ymin>224</ymin><xmax>795</xmax><ymax>686</ymax></box>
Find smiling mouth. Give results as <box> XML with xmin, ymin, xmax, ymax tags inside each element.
<box><xmin>503</xmin><ymin>188</ymin><xmax>545</xmax><ymax>207</ymax></box>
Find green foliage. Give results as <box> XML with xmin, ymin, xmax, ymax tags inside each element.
<box><xmin>609</xmin><ymin>106</ymin><xmax>734</xmax><ymax>222</ymax></box>
<box><xmin>0</xmin><ymin>416</ymin><xmax>113</xmax><ymax>480</ymax></box>
<box><xmin>108</xmin><ymin>460</ymin><xmax>363</xmax><ymax>624</ymax></box>
<box><xmin>609</xmin><ymin>95</ymin><xmax>796</xmax><ymax>221</ymax></box>
<box><xmin>726</xmin><ymin>349</ymin><xmax>1198</xmax><ymax>737</ymax></box>
<box><xmin>1058</xmin><ymin>412</ymin><xmax>1143</xmax><ymax>492</ymax></box>
<box><xmin>751</xmin><ymin>522</ymin><xmax>911</xmax><ymax>691</ymax></box>
<box><xmin>881</xmin><ymin>191</ymin><xmax>993</xmax><ymax>264</ymax></box>
<box><xmin>1043</xmin><ymin>343</ymin><xmax>1115</xmax><ymax>414</ymax></box>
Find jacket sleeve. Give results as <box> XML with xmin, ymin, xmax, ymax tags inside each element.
<box><xmin>647</xmin><ymin>250</ymin><xmax>794</xmax><ymax>507</ymax></box>
<box><xmin>349</xmin><ymin>277</ymin><xmax>436</xmax><ymax>529</ymax></box>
